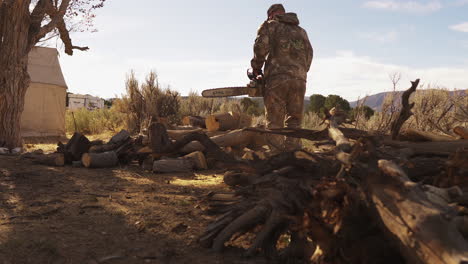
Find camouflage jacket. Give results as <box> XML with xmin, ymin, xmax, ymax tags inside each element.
<box><xmin>251</xmin><ymin>13</ymin><xmax>313</xmax><ymax>82</ymax></box>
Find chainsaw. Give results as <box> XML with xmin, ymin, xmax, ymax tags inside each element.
<box><xmin>201</xmin><ymin>68</ymin><xmax>264</xmax><ymax>98</ymax></box>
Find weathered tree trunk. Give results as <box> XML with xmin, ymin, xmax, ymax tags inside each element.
<box><xmin>0</xmin><ymin>1</ymin><xmax>32</xmax><ymax>149</ymax></box>
<box><xmin>390</xmin><ymin>79</ymin><xmax>420</xmax><ymax>140</ymax></box>
<box><xmin>400</xmin><ymin>128</ymin><xmax>456</xmax><ymax>142</ymax></box>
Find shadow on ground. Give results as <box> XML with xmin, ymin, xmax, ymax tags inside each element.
<box><xmin>0</xmin><ymin>156</ymin><xmax>267</xmax><ymax>264</ymax></box>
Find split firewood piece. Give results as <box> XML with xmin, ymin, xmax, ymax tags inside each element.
<box><xmin>82</xmin><ymin>151</ymin><xmax>118</xmax><ymax>168</ymax></box>
<box><xmin>108</xmin><ymin>130</ymin><xmax>130</xmax><ymax>145</ymax></box>
<box><xmin>454</xmin><ymin>126</ymin><xmax>468</xmax><ymax>139</ymax></box>
<box><xmin>22</xmin><ymin>153</ymin><xmax>65</xmax><ymax>167</ymax></box>
<box><xmin>57</xmin><ymin>132</ymin><xmax>91</xmax><ymax>162</ymax></box>
<box><xmin>152</xmin><ymin>158</ymin><xmax>195</xmax><ymax>173</ymax></box>
<box><xmin>182</xmin><ymin>116</ymin><xmax>206</xmax><ymax>128</ymax></box>
<box><xmin>390</xmin><ymin>79</ymin><xmax>420</xmax><ymax>140</ymax></box>
<box><xmin>400</xmin><ymin>128</ymin><xmax>456</xmax><ymax>142</ymax></box>
<box><xmin>369</xmin><ymin>159</ymin><xmax>468</xmax><ymax>264</ymax></box>
<box><xmin>183</xmin><ymin>151</ymin><xmax>208</xmax><ymax>170</ymax></box>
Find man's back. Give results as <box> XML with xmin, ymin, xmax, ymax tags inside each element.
<box><xmin>251</xmin><ymin>12</ymin><xmax>313</xmax><ymax>82</ymax></box>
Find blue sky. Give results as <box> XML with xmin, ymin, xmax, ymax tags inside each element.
<box><xmin>54</xmin><ymin>0</ymin><xmax>468</xmax><ymax>101</ymax></box>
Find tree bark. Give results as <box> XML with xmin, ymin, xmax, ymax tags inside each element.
<box><xmin>82</xmin><ymin>151</ymin><xmax>119</xmax><ymax>168</ymax></box>
<box><xmin>390</xmin><ymin>79</ymin><xmax>420</xmax><ymax>140</ymax></box>
<box><xmin>454</xmin><ymin>126</ymin><xmax>468</xmax><ymax>139</ymax></box>
<box><xmin>0</xmin><ymin>1</ymin><xmax>31</xmax><ymax>149</ymax></box>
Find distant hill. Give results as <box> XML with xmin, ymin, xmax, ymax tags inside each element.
<box><xmin>349</xmin><ymin>91</ymin><xmax>399</xmax><ymax>111</ymax></box>
<box><xmin>349</xmin><ymin>89</ymin><xmax>467</xmax><ymax>111</ymax></box>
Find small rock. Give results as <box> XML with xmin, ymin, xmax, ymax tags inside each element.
<box><xmin>0</xmin><ymin>148</ymin><xmax>9</xmax><ymax>155</ymax></box>
<box><xmin>11</xmin><ymin>147</ymin><xmax>22</xmax><ymax>154</ymax></box>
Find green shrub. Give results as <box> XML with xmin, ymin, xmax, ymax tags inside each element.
<box><xmin>66</xmin><ymin>108</ymin><xmax>125</xmax><ymax>135</ymax></box>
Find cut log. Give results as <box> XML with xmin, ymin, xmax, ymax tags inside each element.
<box><xmin>182</xmin><ymin>116</ymin><xmax>206</xmax><ymax>128</ymax></box>
<box><xmin>57</xmin><ymin>132</ymin><xmax>91</xmax><ymax>162</ymax></box>
<box><xmin>108</xmin><ymin>130</ymin><xmax>130</xmax><ymax>145</ymax></box>
<box><xmin>205</xmin><ymin>112</ymin><xmax>251</xmax><ymax>132</ymax></box>
<box><xmin>23</xmin><ymin>153</ymin><xmax>65</xmax><ymax>167</ymax></box>
<box><xmin>454</xmin><ymin>126</ymin><xmax>468</xmax><ymax>139</ymax></box>
<box><xmin>400</xmin><ymin>129</ymin><xmax>456</xmax><ymax>142</ymax></box>
<box><xmin>89</xmin><ymin>143</ymin><xmax>122</xmax><ymax>153</ymax></box>
<box><xmin>390</xmin><ymin>79</ymin><xmax>420</xmax><ymax>140</ymax></box>
<box><xmin>82</xmin><ymin>151</ymin><xmax>119</xmax><ymax>168</ymax></box>
<box><xmin>183</xmin><ymin>151</ymin><xmax>208</xmax><ymax>170</ymax></box>
<box><xmin>180</xmin><ymin>129</ymin><xmax>263</xmax><ymax>153</ymax></box>
<box><xmin>229</xmin><ymin>112</ymin><xmax>252</xmax><ymax>129</ymax></box>
<box><xmin>205</xmin><ymin>113</ymin><xmax>237</xmax><ymax>132</ymax></box>
<box><xmin>153</xmin><ymin>158</ymin><xmax>195</xmax><ymax>173</ymax></box>
<box><xmin>149</xmin><ymin>123</ymin><xmax>172</xmax><ymax>153</ymax></box>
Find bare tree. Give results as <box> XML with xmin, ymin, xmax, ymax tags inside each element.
<box><xmin>0</xmin><ymin>0</ymin><xmax>106</xmax><ymax>148</ymax></box>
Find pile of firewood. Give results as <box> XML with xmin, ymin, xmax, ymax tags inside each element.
<box><xmin>197</xmin><ymin>80</ymin><xmax>468</xmax><ymax>264</ymax></box>
<box><xmin>19</xmin><ymin>111</ymin><xmax>262</xmax><ymax>173</ymax></box>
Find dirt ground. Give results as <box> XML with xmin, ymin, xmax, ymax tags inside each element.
<box><xmin>0</xmin><ymin>154</ymin><xmax>268</xmax><ymax>264</ymax></box>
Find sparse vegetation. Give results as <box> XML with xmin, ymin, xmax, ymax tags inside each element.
<box><xmin>65</xmin><ymin>107</ymin><xmax>125</xmax><ymax>134</ymax></box>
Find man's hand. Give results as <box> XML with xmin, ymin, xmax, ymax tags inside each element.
<box><xmin>253</xmin><ymin>68</ymin><xmax>263</xmax><ymax>78</ymax></box>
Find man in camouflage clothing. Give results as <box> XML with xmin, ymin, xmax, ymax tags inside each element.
<box><xmin>251</xmin><ymin>4</ymin><xmax>313</xmax><ymax>151</ymax></box>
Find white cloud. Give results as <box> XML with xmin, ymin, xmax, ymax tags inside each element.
<box><xmin>359</xmin><ymin>30</ymin><xmax>399</xmax><ymax>43</ymax></box>
<box><xmin>58</xmin><ymin>50</ymin><xmax>468</xmax><ymax>102</ymax></box>
<box><xmin>450</xmin><ymin>22</ymin><xmax>468</xmax><ymax>33</ymax></box>
<box><xmin>455</xmin><ymin>0</ymin><xmax>468</xmax><ymax>6</ymax></box>
<box><xmin>309</xmin><ymin>51</ymin><xmax>468</xmax><ymax>101</ymax></box>
<box><xmin>362</xmin><ymin>1</ymin><xmax>442</xmax><ymax>13</ymax></box>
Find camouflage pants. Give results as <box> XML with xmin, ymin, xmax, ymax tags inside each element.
<box><xmin>263</xmin><ymin>78</ymin><xmax>306</xmax><ymax>152</ymax></box>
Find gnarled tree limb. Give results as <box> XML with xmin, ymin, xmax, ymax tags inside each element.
<box><xmin>390</xmin><ymin>79</ymin><xmax>420</xmax><ymax>140</ymax></box>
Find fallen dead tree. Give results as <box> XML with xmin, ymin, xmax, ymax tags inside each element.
<box><xmin>199</xmin><ymin>79</ymin><xmax>468</xmax><ymax>264</ymax></box>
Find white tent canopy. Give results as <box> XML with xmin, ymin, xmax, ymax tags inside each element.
<box><xmin>21</xmin><ymin>47</ymin><xmax>68</xmax><ymax>138</ymax></box>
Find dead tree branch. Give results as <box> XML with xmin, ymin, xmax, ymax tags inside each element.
<box><xmin>391</xmin><ymin>79</ymin><xmax>420</xmax><ymax>140</ymax></box>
